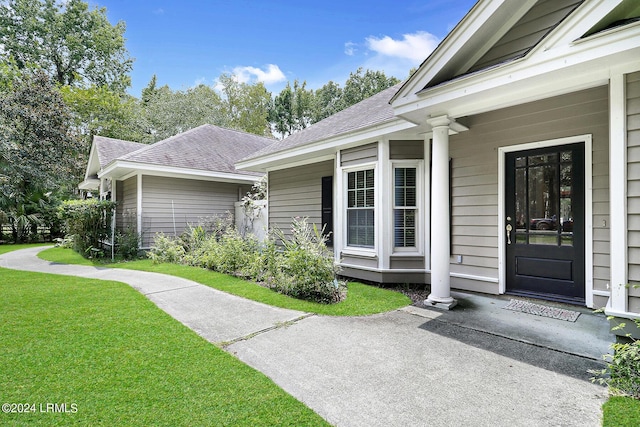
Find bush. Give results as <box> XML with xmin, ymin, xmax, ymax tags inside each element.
<box><xmin>270</xmin><ymin>218</ymin><xmax>345</xmax><ymax>304</ymax></box>
<box><xmin>148</xmin><ymin>216</ymin><xmax>345</xmax><ymax>304</ymax></box>
<box><xmin>148</xmin><ymin>233</ymin><xmax>186</xmax><ymax>264</ymax></box>
<box><xmin>592</xmin><ymin>312</ymin><xmax>640</xmax><ymax>399</ymax></box>
<box><xmin>58</xmin><ymin>199</ymin><xmax>116</xmax><ymax>257</ymax></box>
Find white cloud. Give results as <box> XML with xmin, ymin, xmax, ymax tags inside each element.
<box><xmin>365</xmin><ymin>31</ymin><xmax>440</xmax><ymax>62</ymax></box>
<box><xmin>153</xmin><ymin>8</ymin><xmax>164</xmax><ymax>15</ymax></box>
<box><xmin>344</xmin><ymin>42</ymin><xmax>356</xmax><ymax>56</ymax></box>
<box><xmin>232</xmin><ymin>64</ymin><xmax>286</xmax><ymax>85</ymax></box>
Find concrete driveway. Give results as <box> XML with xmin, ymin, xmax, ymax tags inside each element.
<box><xmin>0</xmin><ymin>246</ymin><xmax>610</xmax><ymax>426</ymax></box>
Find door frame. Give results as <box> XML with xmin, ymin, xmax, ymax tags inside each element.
<box><xmin>497</xmin><ymin>134</ymin><xmax>594</xmax><ymax>307</ymax></box>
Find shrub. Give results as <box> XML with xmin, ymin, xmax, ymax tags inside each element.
<box><xmin>148</xmin><ymin>233</ymin><xmax>186</xmax><ymax>264</ymax></box>
<box><xmin>592</xmin><ymin>302</ymin><xmax>640</xmax><ymax>399</ymax></box>
<box><xmin>270</xmin><ymin>218</ymin><xmax>345</xmax><ymax>304</ymax></box>
<box><xmin>58</xmin><ymin>199</ymin><xmax>116</xmax><ymax>257</ymax></box>
<box><xmin>148</xmin><ymin>215</ymin><xmax>345</xmax><ymax>304</ymax></box>
<box><xmin>115</xmin><ymin>227</ymin><xmax>141</xmax><ymax>260</ymax></box>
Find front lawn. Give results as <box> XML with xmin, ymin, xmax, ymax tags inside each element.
<box><xmin>0</xmin><ymin>251</ymin><xmax>328</xmax><ymax>426</ymax></box>
<box><xmin>603</xmin><ymin>396</ymin><xmax>640</xmax><ymax>426</ymax></box>
<box><xmin>39</xmin><ymin>246</ymin><xmax>410</xmax><ymax>316</ymax></box>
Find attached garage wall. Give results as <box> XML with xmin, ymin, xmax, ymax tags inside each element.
<box><xmin>268</xmin><ymin>160</ymin><xmax>334</xmax><ymax>241</ymax></box>
<box><xmin>449</xmin><ymin>86</ymin><xmax>610</xmax><ymax>295</ymax></box>
<box><xmin>140</xmin><ymin>175</ymin><xmax>240</xmax><ymax>246</ymax></box>
<box><xmin>627</xmin><ymin>71</ymin><xmax>640</xmax><ymax>312</ymax></box>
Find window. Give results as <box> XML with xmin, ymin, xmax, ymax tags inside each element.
<box><xmin>347</xmin><ymin>169</ymin><xmax>374</xmax><ymax>248</ymax></box>
<box><xmin>394</xmin><ymin>167</ymin><xmax>417</xmax><ymax>248</ymax></box>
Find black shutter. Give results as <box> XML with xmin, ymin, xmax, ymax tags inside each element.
<box><xmin>321</xmin><ymin>176</ymin><xmax>333</xmax><ymax>246</ymax></box>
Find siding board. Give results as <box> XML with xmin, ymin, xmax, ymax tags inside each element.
<box><xmin>628</xmin><ymin>71</ymin><xmax>640</xmax><ymax>313</ymax></box>
<box><xmin>140</xmin><ymin>175</ymin><xmax>240</xmax><ymax>246</ymax></box>
<box><xmin>449</xmin><ymin>86</ymin><xmax>609</xmax><ymax>295</ymax></box>
<box><xmin>269</xmin><ymin>160</ymin><xmax>334</xmax><ymax>241</ymax></box>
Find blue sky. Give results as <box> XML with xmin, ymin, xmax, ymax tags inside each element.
<box><xmin>93</xmin><ymin>1</ymin><xmax>478</xmax><ymax>97</ymax></box>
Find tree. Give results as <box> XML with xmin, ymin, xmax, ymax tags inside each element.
<box><xmin>0</xmin><ymin>70</ymin><xmax>82</xmax><ymax>242</ymax></box>
<box><xmin>271</xmin><ymin>80</ymin><xmax>314</xmax><ymax>138</ymax></box>
<box><xmin>340</xmin><ymin>68</ymin><xmax>400</xmax><ymax>110</ymax></box>
<box><xmin>142</xmin><ymin>82</ymin><xmax>228</xmax><ymax>142</ymax></box>
<box><xmin>0</xmin><ymin>0</ymin><xmax>133</xmax><ymax>92</ymax></box>
<box><xmin>61</xmin><ymin>84</ymin><xmax>148</xmax><ymax>146</ymax></box>
<box><xmin>312</xmin><ymin>80</ymin><xmax>343</xmax><ymax>123</ymax></box>
<box><xmin>218</xmin><ymin>74</ymin><xmax>272</xmax><ymax>137</ymax></box>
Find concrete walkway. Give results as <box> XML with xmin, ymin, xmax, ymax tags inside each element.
<box><xmin>1</xmin><ymin>246</ymin><xmax>612</xmax><ymax>427</ymax></box>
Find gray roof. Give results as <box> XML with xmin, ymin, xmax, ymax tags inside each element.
<box><xmin>242</xmin><ymin>83</ymin><xmax>403</xmax><ymax>162</ymax></box>
<box><xmin>94</xmin><ymin>136</ymin><xmax>147</xmax><ymax>168</ymax></box>
<box><xmin>117</xmin><ymin>124</ymin><xmax>273</xmax><ymax>176</ymax></box>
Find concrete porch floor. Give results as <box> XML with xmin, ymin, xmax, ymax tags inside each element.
<box><xmin>405</xmin><ymin>290</ymin><xmax>615</xmax><ymax>361</ymax></box>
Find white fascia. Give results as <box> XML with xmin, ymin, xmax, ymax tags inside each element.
<box><xmin>395</xmin><ymin>25</ymin><xmax>640</xmax><ymax>120</ymax></box>
<box><xmin>392</xmin><ymin>0</ymin><xmax>514</xmax><ymax>103</ymax></box>
<box><xmin>98</xmin><ymin>161</ymin><xmax>261</xmax><ymax>185</ymax></box>
<box><xmin>236</xmin><ymin>118</ymin><xmax>416</xmax><ymax>172</ymax></box>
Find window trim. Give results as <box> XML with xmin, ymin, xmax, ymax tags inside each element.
<box><xmin>391</xmin><ymin>160</ymin><xmax>423</xmax><ymax>255</ymax></box>
<box><xmin>342</xmin><ymin>163</ymin><xmax>377</xmax><ymax>255</ymax></box>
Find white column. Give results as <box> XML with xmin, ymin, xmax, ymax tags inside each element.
<box><xmin>426</xmin><ymin>115</ymin><xmax>457</xmax><ymax>309</ymax></box>
<box><xmin>609</xmin><ymin>71</ymin><xmax>628</xmax><ymax>313</ymax></box>
<box><xmin>378</xmin><ymin>139</ymin><xmax>391</xmax><ymax>269</ymax></box>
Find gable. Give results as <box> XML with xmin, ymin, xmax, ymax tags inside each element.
<box><xmin>427</xmin><ymin>0</ymin><xmax>583</xmax><ymax>89</ymax></box>
<box><xmin>583</xmin><ymin>0</ymin><xmax>640</xmax><ymax>37</ymax></box>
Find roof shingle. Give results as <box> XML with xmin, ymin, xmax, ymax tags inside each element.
<box><xmin>242</xmin><ymin>83</ymin><xmax>402</xmax><ymax>162</ymax></box>
<box><xmin>117</xmin><ymin>124</ymin><xmax>274</xmax><ymax>176</ymax></box>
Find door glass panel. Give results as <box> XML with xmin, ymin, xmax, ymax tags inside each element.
<box><xmin>560</xmin><ymin>163</ymin><xmax>573</xmax><ymax>246</ymax></box>
<box><xmin>515</xmin><ymin>169</ymin><xmax>526</xmax><ymax>232</ymax></box>
<box><xmin>528</xmin><ymin>163</ymin><xmax>558</xmax><ymax>245</ymax></box>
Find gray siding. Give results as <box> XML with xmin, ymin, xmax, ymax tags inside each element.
<box><xmin>117</xmin><ymin>176</ymin><xmax>137</xmax><ymax>232</ymax></box>
<box><xmin>449</xmin><ymin>86</ymin><xmax>610</xmax><ymax>295</ymax></box>
<box><xmin>268</xmin><ymin>160</ymin><xmax>334</xmax><ymax>240</ymax></box>
<box><xmin>390</xmin><ymin>140</ymin><xmax>424</xmax><ymax>159</ymax></box>
<box><xmin>341</xmin><ymin>143</ymin><xmax>377</xmax><ymax>167</ymax></box>
<box><xmin>140</xmin><ymin>175</ymin><xmax>240</xmax><ymax>246</ymax></box>
<box><xmin>468</xmin><ymin>0</ymin><xmax>582</xmax><ymax>73</ymax></box>
<box><xmin>627</xmin><ymin>71</ymin><xmax>640</xmax><ymax>311</ymax></box>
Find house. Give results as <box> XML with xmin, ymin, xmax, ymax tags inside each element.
<box><xmin>80</xmin><ymin>124</ymin><xmax>272</xmax><ymax>247</ymax></box>
<box><xmin>237</xmin><ymin>0</ymin><xmax>640</xmax><ymax>329</ymax></box>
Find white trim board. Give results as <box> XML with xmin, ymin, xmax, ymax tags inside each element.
<box><xmin>497</xmin><ymin>134</ymin><xmax>594</xmax><ymax>307</ymax></box>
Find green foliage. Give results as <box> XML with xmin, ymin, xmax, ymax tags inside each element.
<box><xmin>270</xmin><ymin>68</ymin><xmax>400</xmax><ymax>139</ymax></box>
<box><xmin>0</xmin><ymin>0</ymin><xmax>133</xmax><ymax>91</ymax></box>
<box><xmin>142</xmin><ymin>81</ymin><xmax>227</xmax><ymax>142</ymax></box>
<box><xmin>271</xmin><ymin>218</ymin><xmax>345</xmax><ymax>304</ymax></box>
<box><xmin>0</xmin><ymin>69</ymin><xmax>82</xmax><ymax>193</ymax></box>
<box><xmin>218</xmin><ymin>73</ymin><xmax>273</xmax><ymax>137</ymax></box>
<box><xmin>149</xmin><ymin>216</ymin><xmax>345</xmax><ymax>304</ymax></box>
<box><xmin>147</xmin><ymin>233</ymin><xmax>186</xmax><ymax>264</ymax></box>
<box><xmin>592</xmin><ymin>300</ymin><xmax>640</xmax><ymax>399</ymax></box>
<box><xmin>39</xmin><ymin>246</ymin><xmax>412</xmax><ymax>316</ymax></box>
<box><xmin>114</xmin><ymin>224</ymin><xmax>141</xmax><ymax>260</ymax></box>
<box><xmin>58</xmin><ymin>199</ymin><xmax>116</xmax><ymax>257</ymax></box>
<box><xmin>60</xmin><ymin>84</ymin><xmax>148</xmax><ymax>146</ymax></box>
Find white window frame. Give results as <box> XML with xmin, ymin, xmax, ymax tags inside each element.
<box><xmin>391</xmin><ymin>160</ymin><xmax>424</xmax><ymax>255</ymax></box>
<box><xmin>342</xmin><ymin>163</ymin><xmax>377</xmax><ymax>256</ymax></box>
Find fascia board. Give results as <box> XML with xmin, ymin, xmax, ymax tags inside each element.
<box><xmin>83</xmin><ymin>142</ymin><xmax>100</xmax><ymax>181</ymax></box>
<box><xmin>539</xmin><ymin>0</ymin><xmax>621</xmax><ymax>50</ymax></box>
<box><xmin>236</xmin><ymin>118</ymin><xmax>416</xmax><ymax>172</ymax></box>
<box><xmin>391</xmin><ymin>0</ymin><xmax>509</xmax><ymax>104</ymax></box>
<box><xmin>98</xmin><ymin>161</ymin><xmax>261</xmax><ymax>184</ymax></box>
<box><xmin>394</xmin><ymin>26</ymin><xmax>640</xmax><ymax>119</ymax></box>
<box><xmin>78</xmin><ymin>178</ymin><xmax>99</xmax><ymax>190</ymax></box>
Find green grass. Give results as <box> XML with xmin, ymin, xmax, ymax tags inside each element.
<box><xmin>0</xmin><ymin>247</ymin><xmax>329</xmax><ymax>426</ymax></box>
<box><xmin>603</xmin><ymin>396</ymin><xmax>640</xmax><ymax>427</ymax></box>
<box><xmin>0</xmin><ymin>243</ymin><xmax>52</xmax><ymax>255</ymax></box>
<box><xmin>39</xmin><ymin>247</ymin><xmax>411</xmax><ymax>316</ymax></box>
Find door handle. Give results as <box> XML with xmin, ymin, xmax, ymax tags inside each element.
<box><xmin>506</xmin><ymin>224</ymin><xmax>513</xmax><ymax>245</ymax></box>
